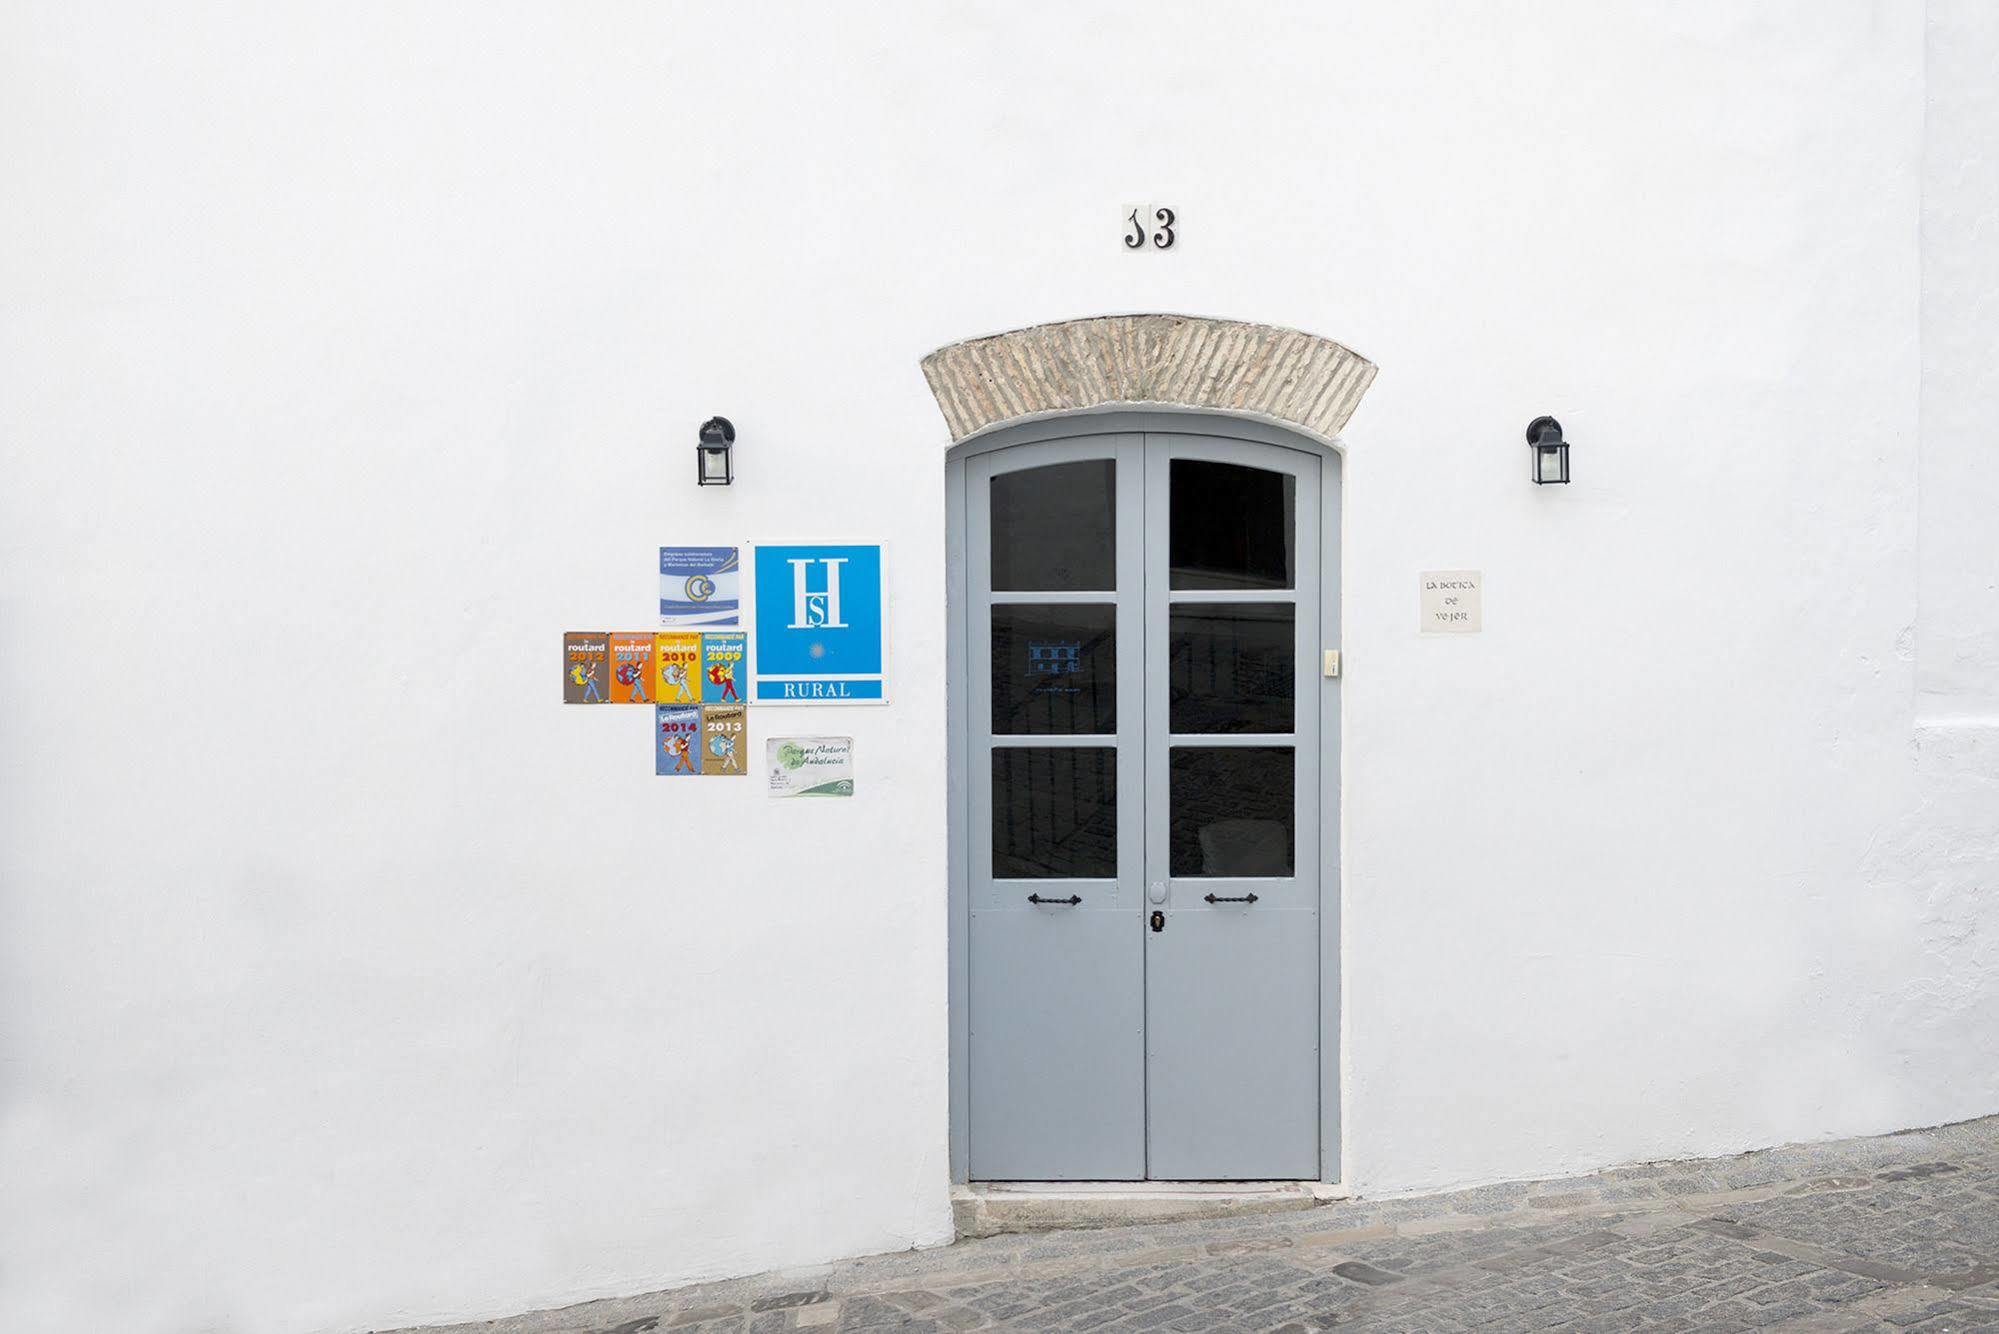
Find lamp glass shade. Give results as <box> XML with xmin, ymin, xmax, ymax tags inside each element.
<box><xmin>1533</xmin><ymin>442</ymin><xmax>1569</xmax><ymax>485</ymax></box>
<box><xmin>696</xmin><ymin>442</ymin><xmax>733</xmax><ymax>486</ymax></box>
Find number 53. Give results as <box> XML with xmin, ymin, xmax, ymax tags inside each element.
<box><xmin>1125</xmin><ymin>207</ymin><xmax>1176</xmax><ymax>250</ymax></box>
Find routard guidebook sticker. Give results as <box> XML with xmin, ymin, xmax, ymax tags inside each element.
<box><xmin>563</xmin><ymin>632</ymin><xmax>609</xmax><ymax>704</ymax></box>
<box><xmin>767</xmin><ymin>736</ymin><xmax>855</xmax><ymax>797</ymax></box>
<box><xmin>655</xmin><ymin>631</ymin><xmax>702</xmax><ymax>703</ymax></box>
<box><xmin>659</xmin><ymin>546</ymin><xmax>740</xmax><ymax>627</ymax></box>
<box><xmin>750</xmin><ymin>544</ymin><xmax>886</xmax><ymax>703</ymax></box>
<box><xmin>656</xmin><ymin>705</ymin><xmax>703</xmax><ymax>775</ymax></box>
<box><xmin>701</xmin><ymin>704</ymin><xmax>748</xmax><ymax>775</ymax></box>
<box><xmin>607</xmin><ymin>632</ymin><xmax>657</xmax><ymax>704</ymax></box>
<box><xmin>700</xmin><ymin>631</ymin><xmax>745</xmax><ymax>704</ymax></box>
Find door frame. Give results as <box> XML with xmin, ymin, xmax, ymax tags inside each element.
<box><xmin>945</xmin><ymin>407</ymin><xmax>1344</xmax><ymax>1184</ymax></box>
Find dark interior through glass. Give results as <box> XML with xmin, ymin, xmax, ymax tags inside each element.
<box><xmin>1169</xmin><ymin>459</ymin><xmax>1294</xmax><ymax>590</ymax></box>
<box><xmin>992</xmin><ymin>747</ymin><xmax>1118</xmax><ymax>878</ymax></box>
<box><xmin>1168</xmin><ymin>602</ymin><xmax>1293</xmax><ymax>734</ymax></box>
<box><xmin>992</xmin><ymin>605</ymin><xmax>1116</xmax><ymax>735</ymax></box>
<box><xmin>991</xmin><ymin>460</ymin><xmax>1116</xmax><ymax>591</ymax></box>
<box><xmin>1169</xmin><ymin>746</ymin><xmax>1293</xmax><ymax>876</ymax></box>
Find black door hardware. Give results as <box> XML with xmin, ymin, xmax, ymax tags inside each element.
<box><xmin>1028</xmin><ymin>893</ymin><xmax>1082</xmax><ymax>906</ymax></box>
<box><xmin>1149</xmin><ymin>911</ymin><xmax>1165</xmax><ymax>932</ymax></box>
<box><xmin>1203</xmin><ymin>893</ymin><xmax>1260</xmax><ymax>904</ymax></box>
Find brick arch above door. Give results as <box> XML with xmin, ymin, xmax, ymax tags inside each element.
<box><xmin>920</xmin><ymin>314</ymin><xmax>1378</xmax><ymax>444</ymax></box>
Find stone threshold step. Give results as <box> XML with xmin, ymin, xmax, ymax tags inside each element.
<box><xmin>952</xmin><ymin>1180</ymin><xmax>1345</xmax><ymax>1238</ymax></box>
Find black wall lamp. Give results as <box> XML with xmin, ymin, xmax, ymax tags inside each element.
<box><xmin>697</xmin><ymin>416</ymin><xmax>735</xmax><ymax>486</ymax></box>
<box><xmin>1527</xmin><ymin>416</ymin><xmax>1569</xmax><ymax>485</ymax></box>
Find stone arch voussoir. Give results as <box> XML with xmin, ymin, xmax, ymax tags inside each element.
<box><xmin>920</xmin><ymin>313</ymin><xmax>1377</xmax><ymax>443</ymax></box>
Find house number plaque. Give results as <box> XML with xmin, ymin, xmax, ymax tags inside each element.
<box><xmin>1125</xmin><ymin>207</ymin><xmax>1177</xmax><ymax>250</ymax></box>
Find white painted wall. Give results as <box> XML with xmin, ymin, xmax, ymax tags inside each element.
<box><xmin>2</xmin><ymin>3</ymin><xmax>1993</xmax><ymax>1331</ymax></box>
<box><xmin>1920</xmin><ymin>0</ymin><xmax>1999</xmax><ymax>718</ymax></box>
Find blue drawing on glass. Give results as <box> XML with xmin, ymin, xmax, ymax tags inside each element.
<box><xmin>1027</xmin><ymin>641</ymin><xmax>1082</xmax><ymax>673</ymax></box>
<box><xmin>1027</xmin><ymin>639</ymin><xmax>1083</xmax><ymax>695</ymax></box>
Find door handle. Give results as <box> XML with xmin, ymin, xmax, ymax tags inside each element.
<box><xmin>1027</xmin><ymin>893</ymin><xmax>1082</xmax><ymax>906</ymax></box>
<box><xmin>1203</xmin><ymin>892</ymin><xmax>1260</xmax><ymax>905</ymax></box>
<box><xmin>1147</xmin><ymin>880</ymin><xmax>1167</xmax><ymax>904</ymax></box>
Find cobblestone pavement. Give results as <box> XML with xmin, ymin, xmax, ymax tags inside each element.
<box><xmin>394</xmin><ymin>1117</ymin><xmax>1999</xmax><ymax>1334</ymax></box>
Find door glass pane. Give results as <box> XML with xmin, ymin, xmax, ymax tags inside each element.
<box><xmin>1169</xmin><ymin>747</ymin><xmax>1293</xmax><ymax>876</ymax></box>
<box><xmin>991</xmin><ymin>460</ymin><xmax>1116</xmax><ymax>591</ymax></box>
<box><xmin>992</xmin><ymin>605</ymin><xmax>1116</xmax><ymax>735</ymax></box>
<box><xmin>1169</xmin><ymin>459</ymin><xmax>1294</xmax><ymax>590</ymax></box>
<box><xmin>993</xmin><ymin>747</ymin><xmax>1117</xmax><ymax>878</ymax></box>
<box><xmin>1169</xmin><ymin>603</ymin><xmax>1293</xmax><ymax>734</ymax></box>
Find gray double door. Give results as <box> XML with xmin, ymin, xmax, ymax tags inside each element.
<box><xmin>967</xmin><ymin>429</ymin><xmax>1329</xmax><ymax>1180</ymax></box>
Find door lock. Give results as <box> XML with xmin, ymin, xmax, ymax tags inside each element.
<box><xmin>1149</xmin><ymin>910</ymin><xmax>1165</xmax><ymax>933</ymax></box>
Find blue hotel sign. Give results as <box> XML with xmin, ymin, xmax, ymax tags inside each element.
<box><xmin>751</xmin><ymin>544</ymin><xmax>887</xmax><ymax>703</ymax></box>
